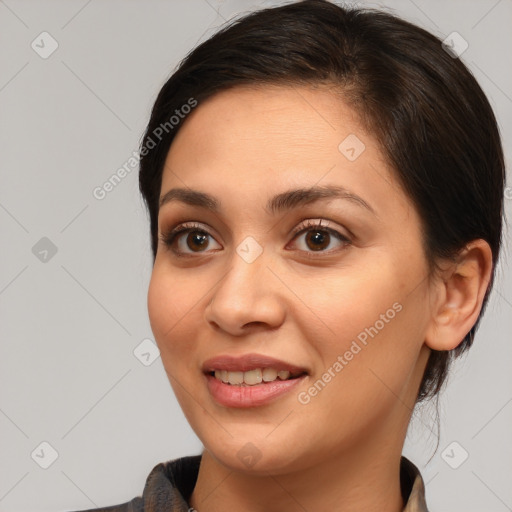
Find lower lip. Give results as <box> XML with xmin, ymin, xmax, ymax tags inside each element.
<box><xmin>205</xmin><ymin>373</ymin><xmax>307</xmax><ymax>408</ymax></box>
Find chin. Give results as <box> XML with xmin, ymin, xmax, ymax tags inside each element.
<box><xmin>201</xmin><ymin>433</ymin><xmax>309</xmax><ymax>476</ymax></box>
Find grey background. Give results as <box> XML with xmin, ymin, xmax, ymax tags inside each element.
<box><xmin>0</xmin><ymin>0</ymin><xmax>511</xmax><ymax>511</ymax></box>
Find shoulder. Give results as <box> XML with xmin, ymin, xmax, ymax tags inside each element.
<box><xmin>67</xmin><ymin>455</ymin><xmax>202</xmax><ymax>512</ymax></box>
<box><xmin>401</xmin><ymin>456</ymin><xmax>430</xmax><ymax>512</ymax></box>
<box><xmin>69</xmin><ymin>497</ymin><xmax>143</xmax><ymax>512</ymax></box>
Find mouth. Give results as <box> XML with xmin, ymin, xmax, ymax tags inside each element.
<box><xmin>207</xmin><ymin>367</ymin><xmax>307</xmax><ymax>386</ymax></box>
<box><xmin>202</xmin><ymin>353</ymin><xmax>309</xmax><ymax>407</ymax></box>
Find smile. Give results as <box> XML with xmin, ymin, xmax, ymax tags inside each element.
<box><xmin>202</xmin><ymin>353</ymin><xmax>309</xmax><ymax>407</ymax></box>
<box><xmin>211</xmin><ymin>368</ymin><xmax>306</xmax><ymax>386</ymax></box>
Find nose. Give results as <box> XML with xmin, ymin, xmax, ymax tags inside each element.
<box><xmin>204</xmin><ymin>247</ymin><xmax>287</xmax><ymax>336</ymax></box>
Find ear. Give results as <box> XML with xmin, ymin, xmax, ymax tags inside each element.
<box><xmin>425</xmin><ymin>240</ymin><xmax>493</xmax><ymax>351</ymax></box>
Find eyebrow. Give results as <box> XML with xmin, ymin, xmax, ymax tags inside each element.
<box><xmin>159</xmin><ymin>185</ymin><xmax>376</xmax><ymax>216</ymax></box>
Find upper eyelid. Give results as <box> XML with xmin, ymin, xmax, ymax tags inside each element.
<box><xmin>291</xmin><ymin>219</ymin><xmax>332</xmax><ymax>235</ymax></box>
<box><xmin>164</xmin><ymin>219</ymin><xmax>347</xmax><ymax>237</ymax></box>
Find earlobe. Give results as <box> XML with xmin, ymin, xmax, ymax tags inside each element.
<box><xmin>424</xmin><ymin>240</ymin><xmax>493</xmax><ymax>352</ymax></box>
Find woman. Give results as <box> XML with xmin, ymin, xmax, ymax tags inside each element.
<box><xmin>76</xmin><ymin>1</ymin><xmax>505</xmax><ymax>510</ymax></box>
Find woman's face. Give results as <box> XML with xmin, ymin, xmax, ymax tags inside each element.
<box><xmin>148</xmin><ymin>84</ymin><xmax>433</xmax><ymax>474</ymax></box>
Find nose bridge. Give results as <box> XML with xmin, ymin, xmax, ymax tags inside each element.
<box><xmin>206</xmin><ymin>236</ymin><xmax>285</xmax><ymax>333</ymax></box>
<box><xmin>215</xmin><ymin>238</ymin><xmax>269</xmax><ymax>307</ymax></box>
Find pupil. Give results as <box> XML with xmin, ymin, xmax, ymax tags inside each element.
<box><xmin>185</xmin><ymin>230</ymin><xmax>330</xmax><ymax>252</ymax></box>
<box><xmin>307</xmin><ymin>230</ymin><xmax>329</xmax><ymax>251</ymax></box>
<box><xmin>188</xmin><ymin>231</ymin><xmax>208</xmax><ymax>251</ymax></box>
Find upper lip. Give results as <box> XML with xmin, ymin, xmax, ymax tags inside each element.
<box><xmin>202</xmin><ymin>353</ymin><xmax>309</xmax><ymax>375</ymax></box>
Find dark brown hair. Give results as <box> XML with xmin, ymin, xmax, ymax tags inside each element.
<box><xmin>138</xmin><ymin>0</ymin><xmax>505</xmax><ymax>403</ymax></box>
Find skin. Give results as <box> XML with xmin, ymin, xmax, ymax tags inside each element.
<box><xmin>147</xmin><ymin>84</ymin><xmax>493</xmax><ymax>512</ymax></box>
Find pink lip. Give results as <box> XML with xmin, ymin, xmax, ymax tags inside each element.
<box><xmin>205</xmin><ymin>373</ymin><xmax>307</xmax><ymax>408</ymax></box>
<box><xmin>202</xmin><ymin>353</ymin><xmax>309</xmax><ymax>408</ymax></box>
<box><xmin>202</xmin><ymin>353</ymin><xmax>308</xmax><ymax>374</ymax></box>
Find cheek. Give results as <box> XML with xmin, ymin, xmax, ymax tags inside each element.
<box><xmin>147</xmin><ymin>267</ymin><xmax>171</xmax><ymax>340</ymax></box>
<box><xmin>147</xmin><ymin>268</ymin><xmax>203</xmax><ymax>410</ymax></box>
<box><xmin>308</xmin><ymin>259</ymin><xmax>426</xmax><ymax>386</ymax></box>
<box><xmin>147</xmin><ymin>266</ymin><xmax>198</xmax><ymax>356</ymax></box>
<box><xmin>304</xmin><ymin>265</ymin><xmax>403</xmax><ymax>348</ymax></box>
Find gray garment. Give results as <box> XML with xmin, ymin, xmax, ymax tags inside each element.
<box><xmin>70</xmin><ymin>455</ymin><xmax>429</xmax><ymax>512</ymax></box>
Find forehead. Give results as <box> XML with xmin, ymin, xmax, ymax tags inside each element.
<box><xmin>160</xmin><ymin>84</ymin><xmax>413</xmax><ymax>224</ymax></box>
<box><xmin>170</xmin><ymin>84</ymin><xmax>365</xmax><ymax>153</ymax></box>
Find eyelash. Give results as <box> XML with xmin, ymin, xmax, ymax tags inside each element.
<box><xmin>159</xmin><ymin>219</ymin><xmax>351</xmax><ymax>259</ymax></box>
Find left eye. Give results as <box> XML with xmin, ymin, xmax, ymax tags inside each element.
<box><xmin>289</xmin><ymin>222</ymin><xmax>350</xmax><ymax>253</ymax></box>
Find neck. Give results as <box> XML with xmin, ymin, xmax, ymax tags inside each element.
<box><xmin>189</xmin><ymin>429</ymin><xmax>407</xmax><ymax>512</ymax></box>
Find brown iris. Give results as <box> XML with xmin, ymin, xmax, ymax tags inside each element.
<box><xmin>186</xmin><ymin>231</ymin><xmax>209</xmax><ymax>252</ymax></box>
<box><xmin>306</xmin><ymin>230</ymin><xmax>330</xmax><ymax>251</ymax></box>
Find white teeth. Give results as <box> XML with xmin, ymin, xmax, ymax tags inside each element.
<box><xmin>262</xmin><ymin>368</ymin><xmax>278</xmax><ymax>382</ymax></box>
<box><xmin>277</xmin><ymin>370</ymin><xmax>290</xmax><ymax>380</ymax></box>
<box><xmin>227</xmin><ymin>371</ymin><xmax>244</xmax><ymax>385</ymax></box>
<box><xmin>213</xmin><ymin>367</ymin><xmax>298</xmax><ymax>386</ymax></box>
<box><xmin>214</xmin><ymin>370</ymin><xmax>227</xmax><ymax>382</ymax></box>
<box><xmin>244</xmin><ymin>369</ymin><xmax>262</xmax><ymax>385</ymax></box>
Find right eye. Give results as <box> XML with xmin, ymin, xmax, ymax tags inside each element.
<box><xmin>159</xmin><ymin>222</ymin><xmax>222</xmax><ymax>256</ymax></box>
